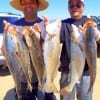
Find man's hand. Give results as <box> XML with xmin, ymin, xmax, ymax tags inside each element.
<box><xmin>3</xmin><ymin>20</ymin><xmax>10</xmax><ymax>32</ymax></box>
<box><xmin>42</xmin><ymin>15</ymin><xmax>49</xmax><ymax>25</ymax></box>
<box><xmin>79</xmin><ymin>25</ymin><xmax>87</xmax><ymax>34</ymax></box>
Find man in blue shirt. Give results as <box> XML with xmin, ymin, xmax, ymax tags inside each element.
<box><xmin>3</xmin><ymin>0</ymin><xmax>56</xmax><ymax>100</ymax></box>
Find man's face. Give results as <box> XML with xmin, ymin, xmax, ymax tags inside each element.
<box><xmin>68</xmin><ymin>0</ymin><xmax>84</xmax><ymax>19</ymax></box>
<box><xmin>20</xmin><ymin>0</ymin><xmax>38</xmax><ymax>18</ymax></box>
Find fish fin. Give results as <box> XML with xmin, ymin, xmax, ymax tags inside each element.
<box><xmin>38</xmin><ymin>82</ymin><xmax>44</xmax><ymax>91</ymax></box>
<box><xmin>87</xmin><ymin>74</ymin><xmax>95</xmax><ymax>94</ymax></box>
<box><xmin>60</xmin><ymin>86</ymin><xmax>72</xmax><ymax>95</ymax></box>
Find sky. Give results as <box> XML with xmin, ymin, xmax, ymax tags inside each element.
<box><xmin>0</xmin><ymin>0</ymin><xmax>100</xmax><ymax>20</ymax></box>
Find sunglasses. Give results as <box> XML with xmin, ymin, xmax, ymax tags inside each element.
<box><xmin>69</xmin><ymin>2</ymin><xmax>83</xmax><ymax>9</ymax></box>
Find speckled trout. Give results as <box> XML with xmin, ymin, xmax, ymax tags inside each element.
<box><xmin>3</xmin><ymin>25</ymin><xmax>26</xmax><ymax>98</ymax></box>
<box><xmin>60</xmin><ymin>24</ymin><xmax>86</xmax><ymax>95</ymax></box>
<box><xmin>83</xmin><ymin>18</ymin><xmax>100</xmax><ymax>93</ymax></box>
<box><xmin>13</xmin><ymin>27</ymin><xmax>33</xmax><ymax>92</ymax></box>
<box><xmin>22</xmin><ymin>26</ymin><xmax>45</xmax><ymax>90</ymax></box>
<box><xmin>43</xmin><ymin>20</ymin><xmax>62</xmax><ymax>93</ymax></box>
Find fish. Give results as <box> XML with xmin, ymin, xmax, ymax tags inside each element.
<box><xmin>3</xmin><ymin>25</ymin><xmax>26</xmax><ymax>98</ymax></box>
<box><xmin>3</xmin><ymin>25</ymin><xmax>33</xmax><ymax>94</ymax></box>
<box><xmin>22</xmin><ymin>26</ymin><xmax>45</xmax><ymax>90</ymax></box>
<box><xmin>60</xmin><ymin>24</ymin><xmax>86</xmax><ymax>95</ymax></box>
<box><xmin>14</xmin><ymin>27</ymin><xmax>33</xmax><ymax>92</ymax></box>
<box><xmin>43</xmin><ymin>20</ymin><xmax>62</xmax><ymax>93</ymax></box>
<box><xmin>83</xmin><ymin>18</ymin><xmax>100</xmax><ymax>93</ymax></box>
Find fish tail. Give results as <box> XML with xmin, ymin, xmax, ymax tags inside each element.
<box><xmin>43</xmin><ymin>82</ymin><xmax>58</xmax><ymax>93</ymax></box>
<box><xmin>27</xmin><ymin>82</ymin><xmax>33</xmax><ymax>92</ymax></box>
